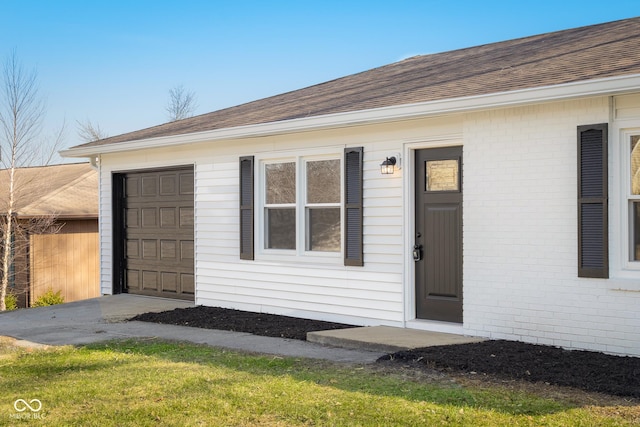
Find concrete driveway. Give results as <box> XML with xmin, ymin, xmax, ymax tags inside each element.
<box><xmin>0</xmin><ymin>294</ymin><xmax>385</xmax><ymax>363</ymax></box>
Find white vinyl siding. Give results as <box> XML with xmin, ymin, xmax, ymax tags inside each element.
<box><xmin>195</xmin><ymin>150</ymin><xmax>402</xmax><ymax>325</ymax></box>
<box><xmin>95</xmin><ymin>119</ymin><xmax>431</xmax><ymax>325</ymax></box>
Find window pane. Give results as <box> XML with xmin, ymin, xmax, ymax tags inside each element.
<box><xmin>266</xmin><ymin>163</ymin><xmax>296</xmax><ymax>204</ymax></box>
<box><xmin>426</xmin><ymin>160</ymin><xmax>459</xmax><ymax>192</ymax></box>
<box><xmin>634</xmin><ymin>202</ymin><xmax>640</xmax><ymax>261</ymax></box>
<box><xmin>307</xmin><ymin>159</ymin><xmax>340</xmax><ymax>204</ymax></box>
<box><xmin>631</xmin><ymin>136</ymin><xmax>640</xmax><ymax>195</ymax></box>
<box><xmin>266</xmin><ymin>208</ymin><xmax>296</xmax><ymax>249</ymax></box>
<box><xmin>307</xmin><ymin>208</ymin><xmax>341</xmax><ymax>252</ymax></box>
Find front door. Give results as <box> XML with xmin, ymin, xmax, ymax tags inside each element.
<box><xmin>415</xmin><ymin>146</ymin><xmax>463</xmax><ymax>322</ymax></box>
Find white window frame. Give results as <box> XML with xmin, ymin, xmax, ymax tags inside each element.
<box><xmin>257</xmin><ymin>150</ymin><xmax>343</xmax><ymax>263</ymax></box>
<box><xmin>621</xmin><ymin>127</ymin><xmax>640</xmax><ymax>271</ymax></box>
<box><xmin>609</xmin><ymin>125</ymin><xmax>640</xmax><ymax>279</ymax></box>
<box><xmin>263</xmin><ymin>159</ymin><xmax>297</xmax><ymax>253</ymax></box>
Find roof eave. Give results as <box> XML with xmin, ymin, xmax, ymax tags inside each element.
<box><xmin>60</xmin><ymin>73</ymin><xmax>640</xmax><ymax>158</ymax></box>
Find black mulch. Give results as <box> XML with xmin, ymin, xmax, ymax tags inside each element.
<box><xmin>379</xmin><ymin>340</ymin><xmax>640</xmax><ymax>398</ymax></box>
<box><xmin>130</xmin><ymin>306</ymin><xmax>357</xmax><ymax>341</ymax></box>
<box><xmin>130</xmin><ymin>306</ymin><xmax>640</xmax><ymax>398</ymax></box>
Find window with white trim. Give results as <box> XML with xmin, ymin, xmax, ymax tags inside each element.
<box><xmin>264</xmin><ymin>162</ymin><xmax>297</xmax><ymax>249</ymax></box>
<box><xmin>240</xmin><ymin>148</ymin><xmax>363</xmax><ymax>265</ymax></box>
<box><xmin>629</xmin><ymin>134</ymin><xmax>640</xmax><ymax>261</ymax></box>
<box><xmin>262</xmin><ymin>156</ymin><xmax>342</xmax><ymax>255</ymax></box>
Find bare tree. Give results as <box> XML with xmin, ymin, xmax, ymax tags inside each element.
<box><xmin>0</xmin><ymin>51</ymin><xmax>64</xmax><ymax>310</ymax></box>
<box><xmin>166</xmin><ymin>84</ymin><xmax>197</xmax><ymax>121</ymax></box>
<box><xmin>76</xmin><ymin>118</ymin><xmax>108</xmax><ymax>143</ymax></box>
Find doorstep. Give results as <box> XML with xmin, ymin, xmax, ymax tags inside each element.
<box><xmin>307</xmin><ymin>326</ymin><xmax>485</xmax><ymax>353</ymax></box>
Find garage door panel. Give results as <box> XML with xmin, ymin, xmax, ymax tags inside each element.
<box><xmin>142</xmin><ymin>240</ymin><xmax>157</xmax><ymax>258</ymax></box>
<box><xmin>126</xmin><ymin>177</ymin><xmax>139</xmax><ymax>197</ymax></box>
<box><xmin>126</xmin><ymin>240</ymin><xmax>139</xmax><ymax>258</ymax></box>
<box><xmin>180</xmin><ymin>173</ymin><xmax>194</xmax><ymax>194</ymax></box>
<box><xmin>160</xmin><ymin>240</ymin><xmax>177</xmax><ymax>259</ymax></box>
<box><xmin>127</xmin><ymin>270</ymin><xmax>140</xmax><ymax>288</ymax></box>
<box><xmin>181</xmin><ymin>241</ymin><xmax>194</xmax><ymax>260</ymax></box>
<box><xmin>122</xmin><ymin>168</ymin><xmax>194</xmax><ymax>300</ymax></box>
<box><xmin>180</xmin><ymin>207</ymin><xmax>194</xmax><ymax>227</ymax></box>
<box><xmin>161</xmin><ymin>272</ymin><xmax>177</xmax><ymax>292</ymax></box>
<box><xmin>181</xmin><ymin>274</ymin><xmax>195</xmax><ymax>294</ymax></box>
<box><xmin>160</xmin><ymin>208</ymin><xmax>176</xmax><ymax>227</ymax></box>
<box><xmin>141</xmin><ymin>176</ymin><xmax>158</xmax><ymax>196</ymax></box>
<box><xmin>141</xmin><ymin>208</ymin><xmax>157</xmax><ymax>227</ymax></box>
<box><xmin>142</xmin><ymin>270</ymin><xmax>158</xmax><ymax>290</ymax></box>
<box><xmin>126</xmin><ymin>209</ymin><xmax>139</xmax><ymax>227</ymax></box>
<box><xmin>160</xmin><ymin>174</ymin><xmax>177</xmax><ymax>195</ymax></box>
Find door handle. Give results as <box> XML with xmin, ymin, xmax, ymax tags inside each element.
<box><xmin>413</xmin><ymin>244</ymin><xmax>423</xmax><ymax>262</ymax></box>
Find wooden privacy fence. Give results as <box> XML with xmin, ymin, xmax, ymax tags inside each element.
<box><xmin>29</xmin><ymin>220</ymin><xmax>100</xmax><ymax>305</ymax></box>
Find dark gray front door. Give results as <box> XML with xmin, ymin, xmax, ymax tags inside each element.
<box><xmin>415</xmin><ymin>147</ymin><xmax>463</xmax><ymax>322</ymax></box>
<box><xmin>121</xmin><ymin>168</ymin><xmax>195</xmax><ymax>300</ymax></box>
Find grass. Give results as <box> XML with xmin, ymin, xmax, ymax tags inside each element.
<box><xmin>0</xmin><ymin>337</ymin><xmax>638</xmax><ymax>426</ymax></box>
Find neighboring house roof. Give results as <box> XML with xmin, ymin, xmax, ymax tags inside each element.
<box><xmin>67</xmin><ymin>16</ymin><xmax>640</xmax><ymax>151</ymax></box>
<box><xmin>0</xmin><ymin>163</ymin><xmax>98</xmax><ymax>219</ymax></box>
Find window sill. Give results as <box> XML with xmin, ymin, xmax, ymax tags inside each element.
<box><xmin>611</xmin><ymin>285</ymin><xmax>640</xmax><ymax>293</ymax></box>
<box><xmin>607</xmin><ymin>274</ymin><xmax>640</xmax><ymax>292</ymax></box>
<box><xmin>254</xmin><ymin>252</ymin><xmax>345</xmax><ymax>268</ymax></box>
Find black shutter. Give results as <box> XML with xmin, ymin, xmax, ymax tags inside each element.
<box><xmin>239</xmin><ymin>156</ymin><xmax>254</xmax><ymax>260</ymax></box>
<box><xmin>577</xmin><ymin>124</ymin><xmax>608</xmax><ymax>278</ymax></box>
<box><xmin>344</xmin><ymin>147</ymin><xmax>363</xmax><ymax>266</ymax></box>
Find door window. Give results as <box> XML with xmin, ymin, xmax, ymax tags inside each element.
<box><xmin>426</xmin><ymin>159</ymin><xmax>459</xmax><ymax>192</ymax></box>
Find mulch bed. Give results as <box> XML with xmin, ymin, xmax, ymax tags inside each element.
<box><xmin>130</xmin><ymin>306</ymin><xmax>356</xmax><ymax>341</ymax></box>
<box><xmin>379</xmin><ymin>340</ymin><xmax>640</xmax><ymax>398</ymax></box>
<box><xmin>130</xmin><ymin>306</ymin><xmax>640</xmax><ymax>398</ymax></box>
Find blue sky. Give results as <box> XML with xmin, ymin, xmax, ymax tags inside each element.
<box><xmin>2</xmin><ymin>1</ymin><xmax>639</xmax><ymax>157</ymax></box>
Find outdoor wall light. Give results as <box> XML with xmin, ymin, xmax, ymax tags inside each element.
<box><xmin>380</xmin><ymin>156</ymin><xmax>397</xmax><ymax>175</ymax></box>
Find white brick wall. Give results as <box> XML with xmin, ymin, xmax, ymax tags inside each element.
<box><xmin>462</xmin><ymin>98</ymin><xmax>640</xmax><ymax>356</ymax></box>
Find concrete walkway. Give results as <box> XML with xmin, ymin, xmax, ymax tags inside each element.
<box><xmin>308</xmin><ymin>326</ymin><xmax>484</xmax><ymax>353</ymax></box>
<box><xmin>0</xmin><ymin>294</ymin><xmax>482</xmax><ymax>363</ymax></box>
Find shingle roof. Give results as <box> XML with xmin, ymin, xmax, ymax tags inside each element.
<box><xmin>75</xmin><ymin>16</ymin><xmax>640</xmax><ymax>148</ymax></box>
<box><xmin>0</xmin><ymin>163</ymin><xmax>97</xmax><ymax>218</ymax></box>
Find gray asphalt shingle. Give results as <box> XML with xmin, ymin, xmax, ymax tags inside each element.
<box><xmin>74</xmin><ymin>16</ymin><xmax>640</xmax><ymax>148</ymax></box>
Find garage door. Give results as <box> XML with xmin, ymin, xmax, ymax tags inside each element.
<box><xmin>122</xmin><ymin>168</ymin><xmax>194</xmax><ymax>300</ymax></box>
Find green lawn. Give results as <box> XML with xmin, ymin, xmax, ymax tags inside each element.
<box><xmin>0</xmin><ymin>338</ymin><xmax>638</xmax><ymax>426</ymax></box>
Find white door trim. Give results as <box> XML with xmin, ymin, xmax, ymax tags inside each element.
<box><xmin>402</xmin><ymin>135</ymin><xmax>465</xmax><ymax>333</ymax></box>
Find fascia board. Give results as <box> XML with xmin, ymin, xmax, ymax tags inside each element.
<box><xmin>61</xmin><ymin>73</ymin><xmax>640</xmax><ymax>158</ymax></box>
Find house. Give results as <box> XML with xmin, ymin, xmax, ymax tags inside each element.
<box><xmin>0</xmin><ymin>163</ymin><xmax>99</xmax><ymax>307</ymax></box>
<box><xmin>62</xmin><ymin>17</ymin><xmax>640</xmax><ymax>356</ymax></box>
